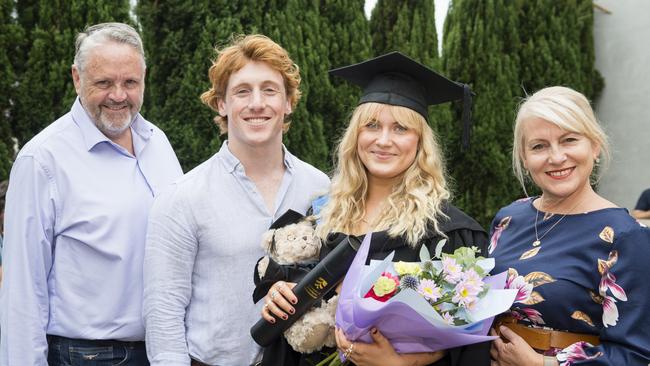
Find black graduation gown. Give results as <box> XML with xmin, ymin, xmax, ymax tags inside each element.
<box><xmin>260</xmin><ymin>203</ymin><xmax>491</xmax><ymax>366</ymax></box>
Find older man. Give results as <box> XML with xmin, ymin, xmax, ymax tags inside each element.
<box><xmin>0</xmin><ymin>23</ymin><xmax>182</xmax><ymax>365</ymax></box>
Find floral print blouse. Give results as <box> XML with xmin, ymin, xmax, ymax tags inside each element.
<box><xmin>489</xmin><ymin>197</ymin><xmax>650</xmax><ymax>365</ymax></box>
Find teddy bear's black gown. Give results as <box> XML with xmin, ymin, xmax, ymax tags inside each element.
<box><xmin>254</xmin><ymin>203</ymin><xmax>491</xmax><ymax>366</ymax></box>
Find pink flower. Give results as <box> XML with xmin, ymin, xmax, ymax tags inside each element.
<box><xmin>417</xmin><ymin>279</ymin><xmax>442</xmax><ymax>302</ymax></box>
<box><xmin>504</xmin><ymin>269</ymin><xmax>517</xmax><ymax>287</ymax></box>
<box><xmin>453</xmin><ymin>279</ymin><xmax>481</xmax><ymax>309</ymax></box>
<box><xmin>556</xmin><ymin>341</ymin><xmax>602</xmax><ymax>365</ymax></box>
<box><xmin>462</xmin><ymin>269</ymin><xmax>484</xmax><ymax>290</ymax></box>
<box><xmin>442</xmin><ymin>312</ymin><xmax>455</xmax><ymax>326</ymax></box>
<box><xmin>509</xmin><ymin>310</ymin><xmax>524</xmax><ymax>321</ymax></box>
<box><xmin>602</xmin><ymin>295</ymin><xmax>619</xmax><ymax>327</ymax></box>
<box><xmin>507</xmin><ymin>275</ymin><xmax>533</xmax><ymax>303</ymax></box>
<box><xmin>521</xmin><ymin>308</ymin><xmax>546</xmax><ymax>325</ymax></box>
<box><xmin>599</xmin><ymin>271</ymin><xmax>627</xmax><ymax>301</ymax></box>
<box><xmin>511</xmin><ymin>307</ymin><xmax>546</xmax><ymax>325</ymax></box>
<box><xmin>442</xmin><ymin>257</ymin><xmax>463</xmax><ymax>284</ymax></box>
<box><xmin>597</xmin><ymin>253</ymin><xmax>627</xmax><ymax>327</ymax></box>
<box><xmin>364</xmin><ymin>272</ymin><xmax>399</xmax><ymax>302</ymax></box>
<box><xmin>489</xmin><ymin>216</ymin><xmax>511</xmax><ymax>254</ymax></box>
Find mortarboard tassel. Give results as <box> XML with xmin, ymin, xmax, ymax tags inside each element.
<box><xmin>461</xmin><ymin>84</ymin><xmax>473</xmax><ymax>151</ymax></box>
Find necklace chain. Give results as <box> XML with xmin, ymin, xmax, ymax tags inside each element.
<box><xmin>533</xmin><ymin>210</ymin><xmax>567</xmax><ymax>247</ymax></box>
<box><xmin>532</xmin><ymin>198</ymin><xmax>585</xmax><ymax>247</ymax></box>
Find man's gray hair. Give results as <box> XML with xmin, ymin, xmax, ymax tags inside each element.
<box><xmin>74</xmin><ymin>22</ymin><xmax>145</xmax><ymax>72</ymax></box>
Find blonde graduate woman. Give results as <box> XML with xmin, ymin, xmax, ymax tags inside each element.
<box><xmin>488</xmin><ymin>86</ymin><xmax>650</xmax><ymax>366</ymax></box>
<box><xmin>262</xmin><ymin>52</ymin><xmax>492</xmax><ymax>366</ymax></box>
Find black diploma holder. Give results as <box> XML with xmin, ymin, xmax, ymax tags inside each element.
<box><xmin>250</xmin><ymin>234</ymin><xmax>361</xmax><ymax>347</ymax></box>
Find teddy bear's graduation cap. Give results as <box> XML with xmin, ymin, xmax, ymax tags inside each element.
<box><xmin>329</xmin><ymin>51</ymin><xmax>474</xmax><ymax>149</ymax></box>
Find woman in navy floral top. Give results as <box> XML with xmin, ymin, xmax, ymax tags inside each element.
<box><xmin>488</xmin><ymin>86</ymin><xmax>650</xmax><ymax>366</ymax></box>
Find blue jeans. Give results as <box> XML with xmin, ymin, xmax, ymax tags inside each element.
<box><xmin>47</xmin><ymin>335</ymin><xmax>149</xmax><ymax>366</ymax></box>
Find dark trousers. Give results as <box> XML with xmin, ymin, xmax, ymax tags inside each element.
<box><xmin>47</xmin><ymin>335</ymin><xmax>149</xmax><ymax>366</ymax></box>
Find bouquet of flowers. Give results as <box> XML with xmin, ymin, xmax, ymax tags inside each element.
<box><xmin>318</xmin><ymin>233</ymin><xmax>517</xmax><ymax>365</ymax></box>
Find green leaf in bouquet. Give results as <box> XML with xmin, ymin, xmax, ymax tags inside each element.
<box><xmin>447</xmin><ymin>246</ymin><xmax>486</xmax><ymax>269</ymax></box>
<box><xmin>472</xmin><ymin>264</ymin><xmax>488</xmax><ymax>277</ymax></box>
<box><xmin>419</xmin><ymin>242</ymin><xmax>431</xmax><ymax>261</ymax></box>
<box><xmin>434</xmin><ymin>238</ymin><xmax>447</xmax><ymax>259</ymax></box>
<box><xmin>454</xmin><ymin>307</ymin><xmax>475</xmax><ymax>324</ymax></box>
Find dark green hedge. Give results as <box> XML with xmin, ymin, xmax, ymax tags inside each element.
<box><xmin>0</xmin><ymin>0</ymin><xmax>602</xmax><ymax>225</ymax></box>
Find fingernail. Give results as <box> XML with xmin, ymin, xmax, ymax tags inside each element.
<box><xmin>371</xmin><ymin>328</ymin><xmax>377</xmax><ymax>334</ymax></box>
<box><xmin>289</xmin><ymin>308</ymin><xmax>295</xmax><ymax>314</ymax></box>
<box><xmin>282</xmin><ymin>315</ymin><xmax>288</xmax><ymax>320</ymax></box>
<box><xmin>291</xmin><ymin>299</ymin><xmax>297</xmax><ymax>304</ymax></box>
<box><xmin>270</xmin><ymin>319</ymin><xmax>275</xmax><ymax>324</ymax></box>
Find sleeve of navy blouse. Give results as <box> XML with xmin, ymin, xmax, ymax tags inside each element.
<box><xmin>556</xmin><ymin>223</ymin><xmax>650</xmax><ymax>366</ymax></box>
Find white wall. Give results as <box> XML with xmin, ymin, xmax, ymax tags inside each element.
<box><xmin>593</xmin><ymin>0</ymin><xmax>650</xmax><ymax>209</ymax></box>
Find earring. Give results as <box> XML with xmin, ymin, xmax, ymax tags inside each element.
<box><xmin>595</xmin><ymin>157</ymin><xmax>601</xmax><ymax>164</ymax></box>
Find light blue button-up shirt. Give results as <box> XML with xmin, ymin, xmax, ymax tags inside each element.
<box><xmin>143</xmin><ymin>142</ymin><xmax>330</xmax><ymax>366</ymax></box>
<box><xmin>0</xmin><ymin>98</ymin><xmax>182</xmax><ymax>365</ymax></box>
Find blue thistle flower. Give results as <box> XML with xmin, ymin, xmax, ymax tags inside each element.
<box><xmin>400</xmin><ymin>275</ymin><xmax>420</xmax><ymax>290</ymax></box>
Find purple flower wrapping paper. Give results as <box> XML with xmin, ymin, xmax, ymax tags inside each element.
<box><xmin>335</xmin><ymin>233</ymin><xmax>518</xmax><ymax>357</ymax></box>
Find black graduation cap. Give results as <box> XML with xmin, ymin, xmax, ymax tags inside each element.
<box><xmin>329</xmin><ymin>51</ymin><xmax>474</xmax><ymax>149</ymax></box>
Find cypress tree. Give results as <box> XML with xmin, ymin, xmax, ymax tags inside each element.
<box><xmin>518</xmin><ymin>0</ymin><xmax>603</xmax><ymax>100</ymax></box>
<box><xmin>370</xmin><ymin>0</ymin><xmax>438</xmax><ymax>66</ymax></box>
<box><xmin>315</xmin><ymin>0</ymin><xmax>371</xmax><ymax>160</ymax></box>
<box><xmin>0</xmin><ymin>0</ymin><xmax>22</xmax><ymax>179</ymax></box>
<box><xmin>0</xmin><ymin>142</ymin><xmax>11</xmax><ymax>181</ymax></box>
<box><xmin>369</xmin><ymin>0</ymin><xmax>449</xmax><ymax>132</ymax></box>
<box><xmin>368</xmin><ymin>0</ymin><xmax>446</xmax><ymax>131</ymax></box>
<box><xmin>370</xmin><ymin>0</ymin><xmax>464</xmax><ymax>202</ymax></box>
<box><xmin>260</xmin><ymin>0</ymin><xmax>329</xmax><ymax>170</ymax></box>
<box><xmin>137</xmin><ymin>0</ymin><xmax>243</xmax><ymax>171</ymax></box>
<box><xmin>577</xmin><ymin>0</ymin><xmax>604</xmax><ymax>101</ymax></box>
<box><xmin>441</xmin><ymin>0</ymin><xmax>523</xmax><ymax>227</ymax></box>
<box><xmin>11</xmin><ymin>0</ymin><xmax>131</xmax><ymax>147</ymax></box>
<box><xmin>368</xmin><ymin>0</ymin><xmax>399</xmax><ymax>56</ymax></box>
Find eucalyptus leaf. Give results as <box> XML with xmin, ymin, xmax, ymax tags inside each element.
<box><xmin>434</xmin><ymin>239</ymin><xmax>447</xmax><ymax>259</ymax></box>
<box><xmin>419</xmin><ymin>243</ymin><xmax>432</xmax><ymax>261</ymax></box>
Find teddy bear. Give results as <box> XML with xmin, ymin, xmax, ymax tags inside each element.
<box><xmin>256</xmin><ymin>217</ymin><xmax>321</xmax><ymax>277</ymax></box>
<box><xmin>253</xmin><ymin>209</ymin><xmax>338</xmax><ymax>354</ymax></box>
<box><xmin>283</xmin><ymin>293</ymin><xmax>338</xmax><ymax>353</ymax></box>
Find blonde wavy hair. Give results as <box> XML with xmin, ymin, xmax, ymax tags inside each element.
<box><xmin>316</xmin><ymin>103</ymin><xmax>451</xmax><ymax>247</ymax></box>
<box><xmin>512</xmin><ymin>86</ymin><xmax>610</xmax><ymax>193</ymax></box>
<box><xmin>200</xmin><ymin>34</ymin><xmax>301</xmax><ymax>134</ymax></box>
